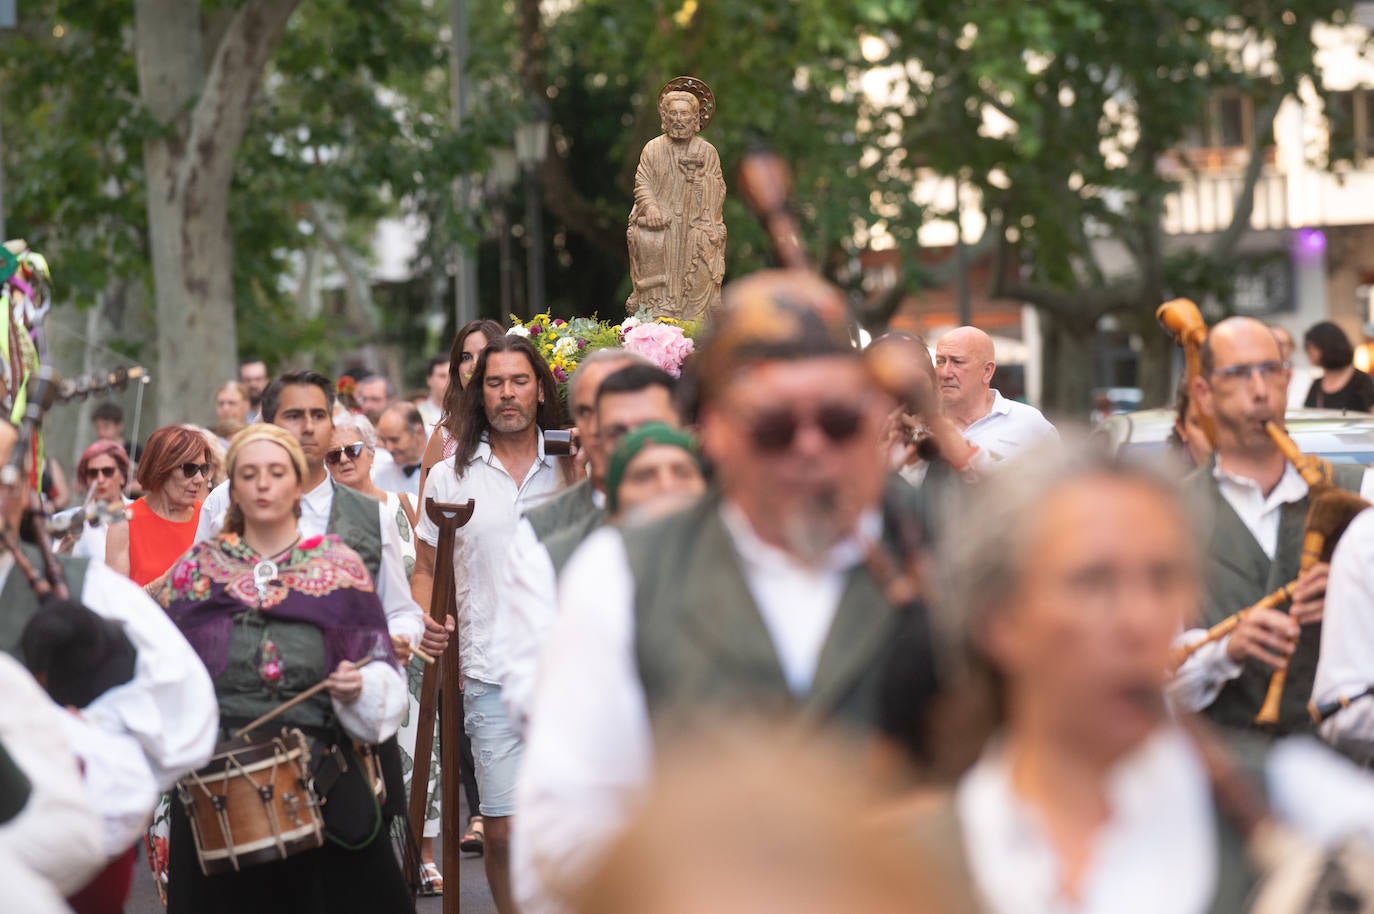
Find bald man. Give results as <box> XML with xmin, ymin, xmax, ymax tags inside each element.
<box><xmin>1170</xmin><ymin>317</ymin><xmax>1374</xmax><ymax>734</ymax></box>
<box><xmin>934</xmin><ymin>326</ymin><xmax>1056</xmax><ymax>466</ymax></box>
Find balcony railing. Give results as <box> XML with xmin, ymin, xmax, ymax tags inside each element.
<box><xmin>1162</xmin><ymin>168</ymin><xmax>1288</xmax><ymax>236</ymax></box>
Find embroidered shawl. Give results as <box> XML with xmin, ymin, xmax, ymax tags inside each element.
<box><xmin>157</xmin><ymin>533</ymin><xmax>398</xmax><ymax>677</ymax></box>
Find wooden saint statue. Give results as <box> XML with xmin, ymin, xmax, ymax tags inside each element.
<box><xmin>626</xmin><ymin>76</ymin><xmax>727</xmax><ymax>321</ymax></box>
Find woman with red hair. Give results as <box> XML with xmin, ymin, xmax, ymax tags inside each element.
<box><xmin>54</xmin><ymin>440</ymin><xmax>133</xmax><ymax>562</ymax></box>
<box><xmin>106</xmin><ymin>425</ymin><xmax>212</xmax><ymax>588</ymax></box>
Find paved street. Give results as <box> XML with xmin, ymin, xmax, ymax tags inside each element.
<box><xmin>127</xmin><ymin>792</ymin><xmax>496</xmax><ymax>914</ymax></box>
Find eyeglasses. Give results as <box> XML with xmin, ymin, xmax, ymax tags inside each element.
<box><xmin>744</xmin><ymin>402</ymin><xmax>866</xmax><ymax>453</ymax></box>
<box><xmin>89</xmin><ymin>466</ymin><xmax>119</xmax><ymax>480</ymax></box>
<box><xmin>179</xmin><ymin>462</ymin><xmax>212</xmax><ymax>479</ymax></box>
<box><xmin>1211</xmin><ymin>360</ymin><xmax>1289</xmax><ymax>385</ymax></box>
<box><xmin>324</xmin><ymin>442</ymin><xmax>366</xmax><ymax>466</ymax></box>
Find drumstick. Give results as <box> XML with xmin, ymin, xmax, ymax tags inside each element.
<box><xmin>391</xmin><ymin>634</ymin><xmax>435</xmax><ymax>666</ymax></box>
<box><xmin>230</xmin><ymin>656</ymin><xmax>375</xmax><ymax>740</ymax></box>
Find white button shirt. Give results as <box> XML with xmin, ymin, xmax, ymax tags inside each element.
<box><xmin>496</xmin><ymin>488</ymin><xmax>609</xmax><ymax>735</ymax></box>
<box><xmin>1313</xmin><ymin>507</ymin><xmax>1374</xmax><ymax>760</ymax></box>
<box><xmin>416</xmin><ymin>434</ymin><xmax>563</xmax><ymax>686</ymax></box>
<box><xmin>0</xmin><ymin>555</ymin><xmax>219</xmax><ymax>855</ymax></box>
<box><xmin>958</xmin><ymin>727</ymin><xmax>1374</xmax><ymax>914</ymax></box>
<box><xmin>1170</xmin><ymin>461</ymin><xmax>1374</xmax><ymax>711</ymax></box>
<box><xmin>0</xmin><ymin>655</ymin><xmax>105</xmax><ymax>893</ymax></box>
<box><xmin>372</xmin><ymin>457</ymin><xmax>421</xmax><ymax>498</ymax></box>
<box><xmin>196</xmin><ymin>476</ymin><xmax>425</xmax><ymax>648</ymax></box>
<box><xmin>963</xmin><ymin>389</ymin><xmax>1059</xmax><ymax>470</ymax></box>
<box><xmin>494</xmin><ymin>518</ymin><xmax>562</xmax><ymax>736</ymax></box>
<box><xmin>512</xmin><ymin>504</ymin><xmax>879</xmax><ymax>914</ymax></box>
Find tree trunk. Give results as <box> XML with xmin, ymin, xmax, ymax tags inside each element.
<box><xmin>1133</xmin><ymin>319</ymin><xmax>1176</xmax><ymax>409</ymax></box>
<box><xmin>134</xmin><ymin>0</ymin><xmax>301</xmax><ymax>427</ymax></box>
<box><xmin>1040</xmin><ymin>313</ymin><xmax>1096</xmax><ymax>420</ymax></box>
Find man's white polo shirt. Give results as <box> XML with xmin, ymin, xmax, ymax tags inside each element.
<box><xmin>963</xmin><ymin>389</ymin><xmax>1058</xmax><ymax>468</ymax></box>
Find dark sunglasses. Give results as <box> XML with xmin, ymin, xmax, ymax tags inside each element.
<box><xmin>89</xmin><ymin>466</ymin><xmax>120</xmax><ymax>480</ymax></box>
<box><xmin>746</xmin><ymin>402</ymin><xmax>865</xmax><ymax>453</ymax></box>
<box><xmin>179</xmin><ymin>462</ymin><xmax>212</xmax><ymax>479</ymax></box>
<box><xmin>324</xmin><ymin>442</ymin><xmax>366</xmax><ymax>466</ymax></box>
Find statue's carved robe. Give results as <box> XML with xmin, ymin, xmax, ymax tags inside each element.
<box><xmin>627</xmin><ymin>133</ymin><xmax>726</xmax><ymax>320</ymax></box>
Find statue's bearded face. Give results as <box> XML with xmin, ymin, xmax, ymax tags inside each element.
<box><xmin>662</xmin><ymin>98</ymin><xmax>699</xmax><ymax>140</ymax></box>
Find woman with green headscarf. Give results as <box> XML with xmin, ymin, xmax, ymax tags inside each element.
<box><xmin>603</xmin><ymin>422</ymin><xmax>707</xmax><ymax>521</ymax></box>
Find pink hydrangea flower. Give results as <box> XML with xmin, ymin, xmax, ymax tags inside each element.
<box><xmin>623</xmin><ymin>323</ymin><xmax>695</xmax><ymax>378</ymax></box>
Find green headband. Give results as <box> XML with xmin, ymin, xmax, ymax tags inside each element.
<box><xmin>605</xmin><ymin>422</ymin><xmax>701</xmax><ymax>513</ymax></box>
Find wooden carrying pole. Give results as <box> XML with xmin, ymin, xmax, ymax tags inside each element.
<box><xmin>409</xmin><ymin>498</ymin><xmax>474</xmax><ymax>909</ymax></box>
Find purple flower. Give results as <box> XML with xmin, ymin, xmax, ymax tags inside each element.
<box><xmin>553</xmin><ymin>365</ymin><xmax>568</xmax><ymax>382</ymax></box>
<box><xmin>577</xmin><ymin>339</ymin><xmax>588</xmax><ymax>350</ymax></box>
<box><xmin>531</xmin><ymin>324</ymin><xmax>543</xmax><ymax>335</ymax></box>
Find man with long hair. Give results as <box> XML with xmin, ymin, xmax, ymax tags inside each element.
<box><xmin>413</xmin><ymin>334</ymin><xmax>569</xmax><ymax>914</ymax></box>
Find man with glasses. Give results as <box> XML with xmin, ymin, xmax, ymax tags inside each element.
<box><xmin>513</xmin><ymin>270</ymin><xmax>938</xmax><ymax>914</ymax></box>
<box><xmin>373</xmin><ymin>403</ymin><xmax>428</xmax><ymax>497</ymax></box>
<box><xmin>194</xmin><ymin>370</ymin><xmax>441</xmax><ymax>659</ymax></box>
<box><xmin>935</xmin><ymin>325</ymin><xmax>1057</xmax><ymax>467</ymax></box>
<box><xmin>1171</xmin><ymin>317</ymin><xmax>1371</xmax><ymax>734</ymax></box>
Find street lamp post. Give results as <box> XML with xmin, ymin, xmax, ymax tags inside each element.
<box><xmin>486</xmin><ymin>147</ymin><xmax>519</xmax><ymax>319</ymax></box>
<box><xmin>515</xmin><ymin>114</ymin><xmax>549</xmax><ymax>317</ymax></box>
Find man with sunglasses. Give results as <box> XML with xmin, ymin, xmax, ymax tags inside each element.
<box><xmin>1171</xmin><ymin>317</ymin><xmax>1373</xmax><ymax>735</ymax></box>
<box><xmin>513</xmin><ymin>270</ymin><xmax>938</xmax><ymax>914</ymax></box>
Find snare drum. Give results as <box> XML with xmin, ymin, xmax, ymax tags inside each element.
<box><xmin>176</xmin><ymin>728</ymin><xmax>323</xmax><ymax>875</ymax></box>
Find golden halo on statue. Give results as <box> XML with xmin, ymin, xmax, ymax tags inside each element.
<box><xmin>658</xmin><ymin>76</ymin><xmax>716</xmax><ymax>131</ymax></box>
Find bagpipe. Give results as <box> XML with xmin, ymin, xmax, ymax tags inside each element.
<box><xmin>0</xmin><ymin>242</ymin><xmax>148</xmax><ymax>707</ymax></box>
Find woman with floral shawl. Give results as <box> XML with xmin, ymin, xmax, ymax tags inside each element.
<box><xmin>156</xmin><ymin>424</ymin><xmax>412</xmax><ymax>914</ymax></box>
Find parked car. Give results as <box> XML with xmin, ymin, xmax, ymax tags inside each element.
<box><xmin>1092</xmin><ymin>407</ymin><xmax>1374</xmax><ymax>466</ymax></box>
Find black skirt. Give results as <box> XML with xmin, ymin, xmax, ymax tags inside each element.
<box><xmin>165</xmin><ymin>798</ymin><xmax>414</xmax><ymax>914</ymax></box>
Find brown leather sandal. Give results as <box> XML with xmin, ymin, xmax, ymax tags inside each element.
<box><xmin>460</xmin><ymin>815</ymin><xmax>485</xmax><ymax>855</ymax></box>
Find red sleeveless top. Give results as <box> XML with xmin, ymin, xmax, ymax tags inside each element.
<box><xmin>127</xmin><ymin>497</ymin><xmax>203</xmax><ymax>586</ymax></box>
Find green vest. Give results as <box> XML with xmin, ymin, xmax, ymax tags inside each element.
<box><xmin>523</xmin><ymin>478</ymin><xmax>604</xmax><ymax>547</ymax></box>
<box><xmin>544</xmin><ymin>523</ymin><xmax>596</xmax><ymax>576</ymax></box>
<box><xmin>0</xmin><ymin>549</ymin><xmax>89</xmax><ymax>658</ymax></box>
<box><xmin>327</xmin><ymin>484</ymin><xmax>382</xmax><ymax>583</ymax></box>
<box><xmin>621</xmin><ymin>483</ymin><xmax>921</xmax><ymax>741</ymax></box>
<box><xmin>216</xmin><ymin>612</ymin><xmax>335</xmax><ymax>737</ymax></box>
<box><xmin>1188</xmin><ymin>461</ymin><xmax>1365</xmax><ymax>735</ymax></box>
